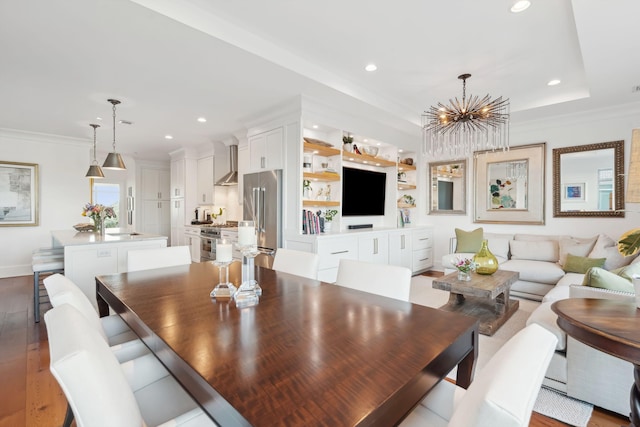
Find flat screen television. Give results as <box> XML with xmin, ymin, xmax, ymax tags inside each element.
<box><xmin>342</xmin><ymin>167</ymin><xmax>386</xmax><ymax>216</ymax></box>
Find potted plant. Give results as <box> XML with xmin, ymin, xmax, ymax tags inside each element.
<box><xmin>323</xmin><ymin>209</ymin><xmax>338</xmax><ymax>232</ymax></box>
<box><xmin>342</xmin><ymin>135</ymin><xmax>354</xmax><ymax>153</ymax></box>
<box><xmin>617</xmin><ymin>229</ymin><xmax>640</xmax><ymax>257</ymax></box>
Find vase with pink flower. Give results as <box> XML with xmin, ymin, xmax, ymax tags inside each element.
<box><xmin>82</xmin><ymin>203</ymin><xmax>116</xmax><ymax>236</ymax></box>
<box><xmin>454</xmin><ymin>258</ymin><xmax>476</xmax><ymax>281</ymax></box>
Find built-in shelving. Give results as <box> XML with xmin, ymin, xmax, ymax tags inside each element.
<box><xmin>342</xmin><ymin>152</ymin><xmax>396</xmax><ymax>168</ymax></box>
<box><xmin>397</xmin><ymin>203</ymin><xmax>416</xmax><ymax>208</ymax></box>
<box><xmin>398</xmin><ymin>183</ymin><xmax>417</xmax><ymax>190</ymax></box>
<box><xmin>303</xmin><ymin>141</ymin><xmax>341</xmax><ymax>157</ymax></box>
<box><xmin>303</xmin><ymin>200</ymin><xmax>340</xmax><ymax>207</ymax></box>
<box><xmin>398</xmin><ymin>163</ymin><xmax>416</xmax><ymax>172</ymax></box>
<box><xmin>303</xmin><ymin>171</ymin><xmax>340</xmax><ymax>182</ymax></box>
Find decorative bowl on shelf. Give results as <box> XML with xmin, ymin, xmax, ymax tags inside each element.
<box><xmin>73</xmin><ymin>223</ymin><xmax>95</xmax><ymax>232</ymax></box>
<box><xmin>362</xmin><ymin>146</ymin><xmax>379</xmax><ymax>157</ymax></box>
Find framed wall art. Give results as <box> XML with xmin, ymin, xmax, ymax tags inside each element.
<box><xmin>563</xmin><ymin>183</ymin><xmax>585</xmax><ymax>201</ymax></box>
<box><xmin>473</xmin><ymin>143</ymin><xmax>546</xmax><ymax>224</ymax></box>
<box><xmin>0</xmin><ymin>161</ymin><xmax>39</xmax><ymax>226</ymax></box>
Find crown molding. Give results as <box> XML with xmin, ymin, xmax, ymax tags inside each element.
<box><xmin>0</xmin><ymin>127</ymin><xmax>88</xmax><ymax>146</ymax></box>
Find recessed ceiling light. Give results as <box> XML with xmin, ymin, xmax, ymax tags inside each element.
<box><xmin>312</xmin><ymin>124</ymin><xmax>318</xmax><ymax>129</ymax></box>
<box><xmin>363</xmin><ymin>139</ymin><xmax>368</xmax><ymax>142</ymax></box>
<box><xmin>365</xmin><ymin>63</ymin><xmax>378</xmax><ymax>72</ymax></box>
<box><xmin>96</xmin><ymin>117</ymin><xmax>103</xmax><ymax>121</ymax></box>
<box><xmin>165</xmin><ymin>135</ymin><xmax>173</xmax><ymax>140</ymax></box>
<box><xmin>547</xmin><ymin>79</ymin><xmax>561</xmax><ymax>86</ymax></box>
<box><xmin>399</xmin><ymin>149</ymin><xmax>404</xmax><ymax>153</ymax></box>
<box><xmin>510</xmin><ymin>0</ymin><xmax>531</xmax><ymax>13</ymax></box>
<box><xmin>197</xmin><ymin>117</ymin><xmax>207</xmax><ymax>123</ymax></box>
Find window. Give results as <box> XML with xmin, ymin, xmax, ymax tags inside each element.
<box><xmin>597</xmin><ymin>168</ymin><xmax>613</xmax><ymax>211</ymax></box>
<box><xmin>92</xmin><ymin>182</ymin><xmax>120</xmax><ymax>228</ymax></box>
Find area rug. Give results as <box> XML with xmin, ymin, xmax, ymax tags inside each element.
<box><xmin>410</xmin><ymin>275</ymin><xmax>594</xmax><ymax>427</ymax></box>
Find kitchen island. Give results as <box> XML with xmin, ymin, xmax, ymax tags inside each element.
<box><xmin>51</xmin><ymin>229</ymin><xmax>168</xmax><ymax>309</ymax></box>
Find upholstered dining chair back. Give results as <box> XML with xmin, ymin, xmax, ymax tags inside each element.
<box><xmin>45</xmin><ymin>304</ymin><xmax>144</xmax><ymax>427</ymax></box>
<box><xmin>127</xmin><ymin>246</ymin><xmax>192</xmax><ymax>272</ymax></box>
<box><xmin>43</xmin><ymin>273</ymin><xmax>107</xmax><ymax>339</ymax></box>
<box><xmin>272</xmin><ymin>248</ymin><xmax>320</xmax><ymax>280</ymax></box>
<box><xmin>335</xmin><ymin>259</ymin><xmax>412</xmax><ymax>301</ymax></box>
<box><xmin>400</xmin><ymin>323</ymin><xmax>558</xmax><ymax>427</ymax></box>
<box><xmin>43</xmin><ymin>273</ymin><xmax>146</xmax><ymax>362</ymax></box>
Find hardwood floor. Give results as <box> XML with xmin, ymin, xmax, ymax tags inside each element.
<box><xmin>0</xmin><ymin>274</ymin><xmax>628</xmax><ymax>426</ymax></box>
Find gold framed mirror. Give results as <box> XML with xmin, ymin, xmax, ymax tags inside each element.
<box><xmin>552</xmin><ymin>140</ymin><xmax>624</xmax><ymax>217</ymax></box>
<box><xmin>429</xmin><ymin>159</ymin><xmax>466</xmax><ymax>215</ymax></box>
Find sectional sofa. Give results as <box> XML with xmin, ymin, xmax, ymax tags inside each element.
<box><xmin>442</xmin><ymin>231</ymin><xmax>637</xmax><ymax>415</ymax></box>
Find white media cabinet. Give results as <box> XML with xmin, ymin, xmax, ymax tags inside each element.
<box><xmin>284</xmin><ymin>226</ymin><xmax>433</xmax><ymax>282</ymax></box>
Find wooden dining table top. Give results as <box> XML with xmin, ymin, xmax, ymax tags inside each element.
<box><xmin>96</xmin><ymin>262</ymin><xmax>479</xmax><ymax>427</ymax></box>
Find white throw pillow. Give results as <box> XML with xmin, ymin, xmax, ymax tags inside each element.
<box><xmin>588</xmin><ymin>234</ymin><xmax>637</xmax><ymax>270</ymax></box>
<box><xmin>558</xmin><ymin>236</ymin><xmax>598</xmax><ymax>267</ymax></box>
<box><xmin>510</xmin><ymin>240</ymin><xmax>559</xmax><ymax>262</ymax></box>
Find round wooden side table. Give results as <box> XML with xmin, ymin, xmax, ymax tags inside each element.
<box><xmin>552</xmin><ymin>298</ymin><xmax>640</xmax><ymax>427</ymax></box>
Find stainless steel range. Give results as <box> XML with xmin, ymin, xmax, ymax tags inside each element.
<box><xmin>200</xmin><ymin>222</ymin><xmax>238</xmax><ymax>262</ymax></box>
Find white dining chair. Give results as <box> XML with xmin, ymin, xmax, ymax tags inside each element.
<box><xmin>43</xmin><ymin>273</ymin><xmax>148</xmax><ymax>363</ymax></box>
<box><xmin>272</xmin><ymin>248</ymin><xmax>320</xmax><ymax>280</ymax></box>
<box><xmin>335</xmin><ymin>259</ymin><xmax>412</xmax><ymax>301</ymax></box>
<box><xmin>45</xmin><ymin>304</ymin><xmax>217</xmax><ymax>427</ymax></box>
<box><xmin>400</xmin><ymin>323</ymin><xmax>557</xmax><ymax>427</ymax></box>
<box><xmin>127</xmin><ymin>245</ymin><xmax>192</xmax><ymax>272</ymax></box>
<box><xmin>32</xmin><ymin>248</ymin><xmax>64</xmax><ymax>322</ymax></box>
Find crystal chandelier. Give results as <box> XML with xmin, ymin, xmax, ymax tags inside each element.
<box><xmin>422</xmin><ymin>73</ymin><xmax>510</xmax><ymax>158</ymax></box>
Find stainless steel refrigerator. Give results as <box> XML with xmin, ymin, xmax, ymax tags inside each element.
<box><xmin>243</xmin><ymin>170</ymin><xmax>282</xmax><ymax>268</ymax></box>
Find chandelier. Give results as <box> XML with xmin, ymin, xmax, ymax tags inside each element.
<box><xmin>422</xmin><ymin>73</ymin><xmax>510</xmax><ymax>158</ymax></box>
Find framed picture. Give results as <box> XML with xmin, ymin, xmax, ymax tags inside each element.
<box><xmin>563</xmin><ymin>183</ymin><xmax>585</xmax><ymax>201</ymax></box>
<box><xmin>473</xmin><ymin>143</ymin><xmax>546</xmax><ymax>224</ymax></box>
<box><xmin>0</xmin><ymin>161</ymin><xmax>39</xmax><ymax>226</ymax></box>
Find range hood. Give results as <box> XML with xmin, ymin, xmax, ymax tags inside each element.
<box><xmin>215</xmin><ymin>144</ymin><xmax>238</xmax><ymax>186</ymax></box>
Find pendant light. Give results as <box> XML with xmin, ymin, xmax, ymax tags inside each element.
<box><xmin>102</xmin><ymin>98</ymin><xmax>126</xmax><ymax>170</ymax></box>
<box><xmin>85</xmin><ymin>124</ymin><xmax>105</xmax><ymax>178</ymax></box>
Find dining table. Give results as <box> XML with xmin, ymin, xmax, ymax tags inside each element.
<box><xmin>95</xmin><ymin>262</ymin><xmax>479</xmax><ymax>427</ymax></box>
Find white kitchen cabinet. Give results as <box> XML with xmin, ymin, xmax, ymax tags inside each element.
<box><xmin>197</xmin><ymin>156</ymin><xmax>214</xmax><ymax>205</ymax></box>
<box><xmin>184</xmin><ymin>226</ymin><xmax>201</xmax><ymax>262</ymax></box>
<box><xmin>316</xmin><ymin>235</ymin><xmax>358</xmax><ymax>283</ymax></box>
<box><xmin>170</xmin><ymin>152</ymin><xmax>197</xmax><ymax>247</ymax></box>
<box><xmin>52</xmin><ymin>232</ymin><xmax>167</xmax><ymax>310</ymax></box>
<box><xmin>221</xmin><ymin>229</ymin><xmax>241</xmax><ymax>260</ymax></box>
<box><xmin>248</xmin><ymin>127</ymin><xmax>284</xmax><ymax>171</ymax></box>
<box><xmin>358</xmin><ymin>231</ymin><xmax>389</xmax><ymax>265</ymax></box>
<box><xmin>388</xmin><ymin>229</ymin><xmax>412</xmax><ymax>269</ymax></box>
<box><xmin>141</xmin><ymin>167</ymin><xmax>170</xmax><ymax>201</ymax></box>
<box><xmin>412</xmin><ymin>227</ymin><xmax>434</xmax><ymax>274</ymax></box>
<box><xmin>171</xmin><ymin>199</ymin><xmax>186</xmax><ymax>246</ymax></box>
<box><xmin>142</xmin><ymin>200</ymin><xmax>170</xmax><ymax>237</ymax></box>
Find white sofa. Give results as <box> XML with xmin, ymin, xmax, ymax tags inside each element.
<box><xmin>443</xmin><ymin>232</ymin><xmax>637</xmax><ymax>415</ymax></box>
<box><xmin>442</xmin><ymin>232</ymin><xmax>634</xmax><ymax>301</ymax></box>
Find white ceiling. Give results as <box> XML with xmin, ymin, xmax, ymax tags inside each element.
<box><xmin>0</xmin><ymin>0</ymin><xmax>639</xmax><ymax>161</ymax></box>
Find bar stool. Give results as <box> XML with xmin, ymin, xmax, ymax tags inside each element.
<box><xmin>32</xmin><ymin>249</ymin><xmax>64</xmax><ymax>322</ymax></box>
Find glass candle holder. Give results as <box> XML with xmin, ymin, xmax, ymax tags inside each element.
<box><xmin>210</xmin><ymin>259</ymin><xmax>237</xmax><ymax>300</ymax></box>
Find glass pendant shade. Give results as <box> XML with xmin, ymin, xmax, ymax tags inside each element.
<box><xmin>102</xmin><ymin>98</ymin><xmax>126</xmax><ymax>170</ymax></box>
<box><xmin>86</xmin><ymin>124</ymin><xmax>105</xmax><ymax>178</ymax></box>
<box><xmin>473</xmin><ymin>239</ymin><xmax>499</xmax><ymax>275</ymax></box>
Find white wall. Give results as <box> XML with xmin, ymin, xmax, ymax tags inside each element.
<box><xmin>417</xmin><ymin>104</ymin><xmax>640</xmax><ymax>270</ymax></box>
<box><xmin>0</xmin><ymin>129</ymin><xmax>137</xmax><ymax>277</ymax></box>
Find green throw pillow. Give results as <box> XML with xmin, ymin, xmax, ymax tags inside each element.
<box><xmin>563</xmin><ymin>253</ymin><xmax>606</xmax><ymax>274</ymax></box>
<box><xmin>609</xmin><ymin>262</ymin><xmax>640</xmax><ymax>281</ymax></box>
<box><xmin>582</xmin><ymin>267</ymin><xmax>635</xmax><ymax>293</ymax></box>
<box><xmin>455</xmin><ymin>228</ymin><xmax>483</xmax><ymax>253</ymax></box>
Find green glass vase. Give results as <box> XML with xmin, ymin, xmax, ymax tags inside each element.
<box><xmin>473</xmin><ymin>239</ymin><xmax>498</xmax><ymax>275</ymax></box>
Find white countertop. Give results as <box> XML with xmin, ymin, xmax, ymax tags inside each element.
<box><xmin>52</xmin><ymin>229</ymin><xmax>168</xmax><ymax>247</ymax></box>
